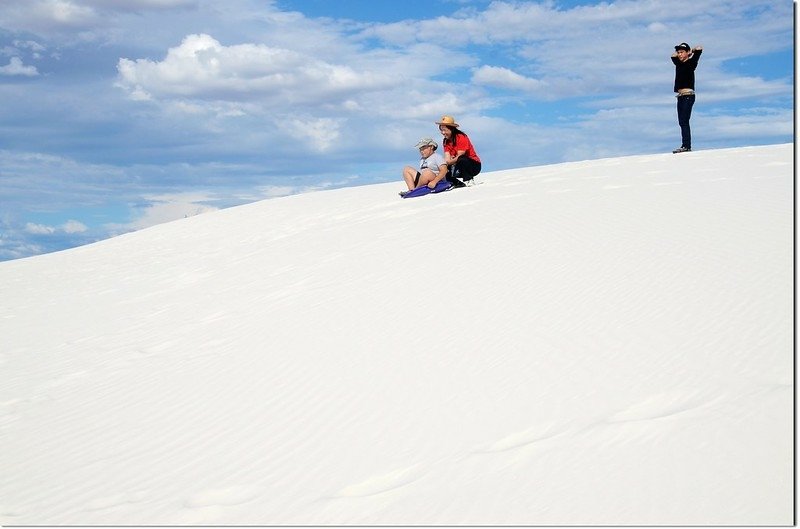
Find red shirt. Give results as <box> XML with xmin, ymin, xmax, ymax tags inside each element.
<box><xmin>444</xmin><ymin>132</ymin><xmax>481</xmax><ymax>164</ymax></box>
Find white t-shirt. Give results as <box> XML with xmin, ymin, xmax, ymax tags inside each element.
<box><xmin>419</xmin><ymin>152</ymin><xmax>445</xmax><ymax>175</ymax></box>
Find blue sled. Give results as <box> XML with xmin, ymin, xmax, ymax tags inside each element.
<box><xmin>402</xmin><ymin>180</ymin><xmax>453</xmax><ymax>199</ymax></box>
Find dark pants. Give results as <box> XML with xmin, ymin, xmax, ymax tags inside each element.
<box><xmin>447</xmin><ymin>158</ymin><xmax>482</xmax><ymax>186</ymax></box>
<box><xmin>677</xmin><ymin>94</ymin><xmax>695</xmax><ymax>149</ymax></box>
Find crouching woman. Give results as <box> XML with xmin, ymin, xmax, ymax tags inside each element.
<box><xmin>436</xmin><ymin>115</ymin><xmax>481</xmax><ymax>187</ymax></box>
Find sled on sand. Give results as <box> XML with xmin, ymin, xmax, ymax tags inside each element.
<box><xmin>400</xmin><ymin>180</ymin><xmax>453</xmax><ymax>199</ymax></box>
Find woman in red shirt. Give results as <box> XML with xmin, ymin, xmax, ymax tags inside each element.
<box><xmin>436</xmin><ymin>115</ymin><xmax>481</xmax><ymax>187</ymax></box>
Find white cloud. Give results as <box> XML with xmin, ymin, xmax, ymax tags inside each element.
<box><xmin>699</xmin><ymin>75</ymin><xmax>792</xmax><ymax>103</ymax></box>
<box><xmin>471</xmin><ymin>65</ymin><xmax>547</xmax><ymax>95</ymax></box>
<box><xmin>0</xmin><ymin>0</ymin><xmax>101</xmax><ymax>33</ymax></box>
<box><xmin>37</xmin><ymin>0</ymin><xmax>98</xmax><ymax>26</ymax></box>
<box><xmin>0</xmin><ymin>0</ymin><xmax>199</xmax><ymax>35</ymax></box>
<box><xmin>83</xmin><ymin>0</ymin><xmax>197</xmax><ymax>9</ymax></box>
<box><xmin>116</xmin><ymin>33</ymin><xmax>395</xmax><ymax>107</ymax></box>
<box><xmin>366</xmin><ymin>0</ymin><xmax>792</xmax><ymax>100</ymax></box>
<box><xmin>25</xmin><ymin>222</ymin><xmax>56</xmax><ymax>235</ymax></box>
<box><xmin>384</xmin><ymin>0</ymin><xmax>791</xmax><ymax>53</ymax></box>
<box><xmin>62</xmin><ymin>220</ymin><xmax>88</xmax><ymax>233</ymax></box>
<box><xmin>0</xmin><ymin>57</ymin><xmax>39</xmax><ymax>76</ymax></box>
<box><xmin>277</xmin><ymin>117</ymin><xmax>342</xmax><ymax>153</ymax></box>
<box><xmin>23</xmin><ymin>219</ymin><xmax>88</xmax><ymax>235</ymax></box>
<box><xmin>12</xmin><ymin>40</ymin><xmax>47</xmax><ymax>56</ymax></box>
<box><xmin>700</xmin><ymin>108</ymin><xmax>794</xmax><ymax>141</ymax></box>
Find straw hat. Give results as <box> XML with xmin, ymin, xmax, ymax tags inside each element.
<box><xmin>435</xmin><ymin>115</ymin><xmax>460</xmax><ymax>128</ymax></box>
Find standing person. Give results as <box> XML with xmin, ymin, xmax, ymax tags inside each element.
<box><xmin>436</xmin><ymin>115</ymin><xmax>481</xmax><ymax>187</ymax></box>
<box><xmin>401</xmin><ymin>137</ymin><xmax>448</xmax><ymax>194</ymax></box>
<box><xmin>671</xmin><ymin>42</ymin><xmax>703</xmax><ymax>153</ymax></box>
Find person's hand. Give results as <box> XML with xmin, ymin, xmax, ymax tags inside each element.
<box><xmin>693</xmin><ymin>45</ymin><xmax>703</xmax><ymax>51</ymax></box>
<box><xmin>428</xmin><ymin>181</ymin><xmax>437</xmax><ymax>189</ymax></box>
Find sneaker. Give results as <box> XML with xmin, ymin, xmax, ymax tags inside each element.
<box><xmin>447</xmin><ymin>176</ymin><xmax>466</xmax><ymax>188</ymax></box>
<box><xmin>672</xmin><ymin>146</ymin><xmax>691</xmax><ymax>154</ymax></box>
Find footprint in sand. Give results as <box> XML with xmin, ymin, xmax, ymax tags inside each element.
<box><xmin>0</xmin><ymin>503</ymin><xmax>25</xmax><ymax>522</ymax></box>
<box><xmin>84</xmin><ymin>490</ymin><xmax>148</xmax><ymax>512</ymax></box>
<box><xmin>480</xmin><ymin>422</ymin><xmax>571</xmax><ymax>453</ymax></box>
<box><xmin>336</xmin><ymin>464</ymin><xmax>425</xmax><ymax>498</ymax></box>
<box><xmin>171</xmin><ymin>487</ymin><xmax>260</xmax><ymax>526</ymax></box>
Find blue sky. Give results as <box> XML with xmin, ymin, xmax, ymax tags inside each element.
<box><xmin>0</xmin><ymin>0</ymin><xmax>794</xmax><ymax>261</ymax></box>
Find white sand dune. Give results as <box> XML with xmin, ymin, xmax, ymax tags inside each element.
<box><xmin>0</xmin><ymin>144</ymin><xmax>793</xmax><ymax>525</ymax></box>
